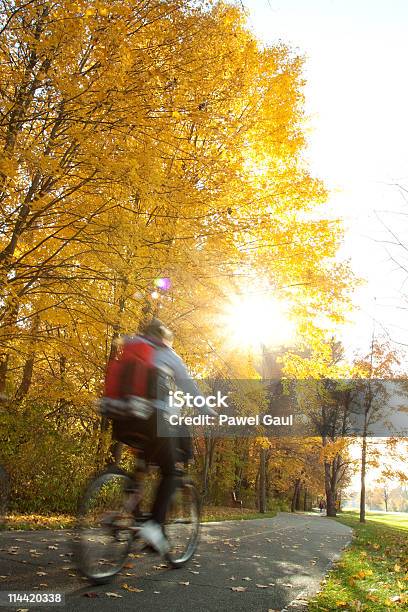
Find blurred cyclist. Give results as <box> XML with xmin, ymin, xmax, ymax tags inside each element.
<box><xmin>111</xmin><ymin>318</ymin><xmax>215</xmax><ymax>555</ymax></box>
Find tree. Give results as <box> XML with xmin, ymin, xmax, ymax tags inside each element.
<box><xmin>352</xmin><ymin>339</ymin><xmax>400</xmax><ymax>522</ymax></box>
<box><xmin>0</xmin><ymin>0</ymin><xmax>352</xmax><ymax>513</ymax></box>
<box><xmin>284</xmin><ymin>340</ymin><xmax>355</xmax><ymax>517</ymax></box>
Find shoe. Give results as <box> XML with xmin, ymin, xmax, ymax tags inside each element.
<box><xmin>139</xmin><ymin>520</ymin><xmax>169</xmax><ymax>556</ymax></box>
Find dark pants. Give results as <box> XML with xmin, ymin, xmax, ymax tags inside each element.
<box><xmin>112</xmin><ymin>410</ymin><xmax>186</xmax><ymax>525</ymax></box>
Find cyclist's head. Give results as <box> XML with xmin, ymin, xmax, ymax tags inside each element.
<box><xmin>141</xmin><ymin>317</ymin><xmax>174</xmax><ymax>346</ymax></box>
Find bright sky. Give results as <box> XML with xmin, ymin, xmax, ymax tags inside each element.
<box><xmin>243</xmin><ymin>0</ymin><xmax>408</xmax><ymax>356</ymax></box>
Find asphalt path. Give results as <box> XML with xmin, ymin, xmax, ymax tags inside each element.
<box><xmin>0</xmin><ymin>512</ymin><xmax>352</xmax><ymax>612</ymax></box>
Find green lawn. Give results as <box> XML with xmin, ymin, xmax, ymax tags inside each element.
<box><xmin>308</xmin><ymin>511</ymin><xmax>408</xmax><ymax>611</ymax></box>
<box><xmin>354</xmin><ymin>512</ymin><xmax>408</xmax><ymax>531</ymax></box>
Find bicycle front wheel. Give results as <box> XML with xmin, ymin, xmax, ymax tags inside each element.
<box><xmin>164</xmin><ymin>479</ymin><xmax>200</xmax><ymax>568</ymax></box>
<box><xmin>74</xmin><ymin>471</ymin><xmax>136</xmax><ymax>584</ymax></box>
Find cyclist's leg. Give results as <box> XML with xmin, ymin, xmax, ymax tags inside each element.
<box><xmin>111</xmin><ymin>416</ymin><xmax>151</xmax><ymax>518</ymax></box>
<box><xmin>148</xmin><ymin>411</ymin><xmax>178</xmax><ymax>525</ymax></box>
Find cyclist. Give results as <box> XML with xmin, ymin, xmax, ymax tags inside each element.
<box><xmin>111</xmin><ymin>318</ymin><xmax>215</xmax><ymax>555</ymax></box>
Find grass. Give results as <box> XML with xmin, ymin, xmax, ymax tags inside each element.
<box><xmin>354</xmin><ymin>512</ymin><xmax>408</xmax><ymax>531</ymax></box>
<box><xmin>3</xmin><ymin>513</ymin><xmax>76</xmax><ymax>530</ymax></box>
<box><xmin>308</xmin><ymin>511</ymin><xmax>408</xmax><ymax>611</ymax></box>
<box><xmin>3</xmin><ymin>505</ymin><xmax>277</xmax><ymax>530</ymax></box>
<box><xmin>201</xmin><ymin>505</ymin><xmax>277</xmax><ymax>522</ymax></box>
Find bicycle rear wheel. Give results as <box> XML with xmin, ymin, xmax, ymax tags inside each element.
<box><xmin>74</xmin><ymin>470</ymin><xmax>137</xmax><ymax>584</ymax></box>
<box><xmin>164</xmin><ymin>478</ymin><xmax>200</xmax><ymax>568</ymax></box>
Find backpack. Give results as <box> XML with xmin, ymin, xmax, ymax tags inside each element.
<box><xmin>98</xmin><ymin>336</ymin><xmax>173</xmax><ymax>420</ymax></box>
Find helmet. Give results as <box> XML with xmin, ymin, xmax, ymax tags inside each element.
<box><xmin>141</xmin><ymin>318</ymin><xmax>174</xmax><ymax>344</ymax></box>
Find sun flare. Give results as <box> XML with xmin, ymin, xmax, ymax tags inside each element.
<box><xmin>222</xmin><ymin>293</ymin><xmax>295</xmax><ymax>350</ymax></box>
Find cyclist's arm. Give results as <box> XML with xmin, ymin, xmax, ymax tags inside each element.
<box><xmin>171</xmin><ymin>354</ymin><xmax>217</xmax><ymax>416</ymax></box>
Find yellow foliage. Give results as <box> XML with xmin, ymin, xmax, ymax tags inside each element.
<box><xmin>0</xmin><ymin>1</ymin><xmax>351</xmax><ymax>447</ymax></box>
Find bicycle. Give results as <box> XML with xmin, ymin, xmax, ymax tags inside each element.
<box><xmin>74</xmin><ymin>450</ymin><xmax>200</xmax><ymax>584</ymax></box>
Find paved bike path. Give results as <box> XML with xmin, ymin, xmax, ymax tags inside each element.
<box><xmin>0</xmin><ymin>512</ymin><xmax>352</xmax><ymax>611</ymax></box>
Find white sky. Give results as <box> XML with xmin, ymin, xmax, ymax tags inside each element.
<box><xmin>243</xmin><ymin>0</ymin><xmax>408</xmax><ymax>357</ymax></box>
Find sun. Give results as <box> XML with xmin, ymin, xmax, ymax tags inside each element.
<box><xmin>221</xmin><ymin>293</ymin><xmax>295</xmax><ymax>350</ymax></box>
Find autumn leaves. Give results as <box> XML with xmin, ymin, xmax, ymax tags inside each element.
<box><xmin>0</xmin><ymin>1</ymin><xmax>352</xmax><ymax>513</ymax></box>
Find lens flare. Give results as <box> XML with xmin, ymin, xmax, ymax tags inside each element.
<box><xmin>154</xmin><ymin>277</ymin><xmax>171</xmax><ymax>290</ymax></box>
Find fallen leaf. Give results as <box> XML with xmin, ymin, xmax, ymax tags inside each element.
<box><xmin>352</xmin><ymin>569</ymin><xmax>371</xmax><ymax>580</ymax></box>
<box><xmin>121</xmin><ymin>583</ymin><xmax>143</xmax><ymax>592</ymax></box>
<box><xmin>36</xmin><ymin>572</ymin><xmax>47</xmax><ymax>576</ymax></box>
<box><xmin>106</xmin><ymin>592</ymin><xmax>122</xmax><ymax>598</ymax></box>
<box><xmin>389</xmin><ymin>595</ymin><xmax>404</xmax><ymax>603</ymax></box>
<box><xmin>242</xmin><ymin>577</ymin><xmax>252</xmax><ymax>581</ymax></box>
<box><xmin>231</xmin><ymin>586</ymin><xmax>247</xmax><ymax>592</ymax></box>
<box><xmin>256</xmin><ymin>584</ymin><xmax>269</xmax><ymax>588</ymax></box>
<box><xmin>367</xmin><ymin>594</ymin><xmax>379</xmax><ymax>602</ymax></box>
<box><xmin>179</xmin><ymin>581</ymin><xmax>189</xmax><ymax>586</ymax></box>
<box><xmin>83</xmin><ymin>592</ymin><xmax>99</xmax><ymax>598</ymax></box>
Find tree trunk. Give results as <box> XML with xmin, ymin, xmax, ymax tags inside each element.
<box><xmin>360</xmin><ymin>433</ymin><xmax>367</xmax><ymax>523</ymax></box>
<box><xmin>303</xmin><ymin>487</ymin><xmax>308</xmax><ymax>512</ymax></box>
<box><xmin>295</xmin><ymin>483</ymin><xmax>302</xmax><ymax>511</ymax></box>
<box><xmin>291</xmin><ymin>479</ymin><xmax>301</xmax><ymax>513</ymax></box>
<box><xmin>324</xmin><ymin>461</ymin><xmax>337</xmax><ymax>517</ymax></box>
<box><xmin>202</xmin><ymin>436</ymin><xmax>216</xmax><ymax>501</ymax></box>
<box><xmin>0</xmin><ymin>353</ymin><xmax>9</xmax><ymax>394</ymax></box>
<box><xmin>384</xmin><ymin>488</ymin><xmax>389</xmax><ymax>512</ymax></box>
<box><xmin>0</xmin><ymin>299</ymin><xmax>20</xmax><ymax>394</ymax></box>
<box><xmin>15</xmin><ymin>314</ymin><xmax>40</xmax><ymax>401</ymax></box>
<box><xmin>15</xmin><ymin>354</ymin><xmax>35</xmax><ymax>401</ymax></box>
<box><xmin>259</xmin><ymin>447</ymin><xmax>266</xmax><ymax>513</ymax></box>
